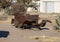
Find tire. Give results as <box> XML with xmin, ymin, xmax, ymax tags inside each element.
<box><xmin>23</xmin><ymin>24</ymin><xmax>27</xmax><ymax>29</ymax></box>
<box><xmin>23</xmin><ymin>24</ymin><xmax>32</xmax><ymax>29</ymax></box>
<box><xmin>15</xmin><ymin>26</ymin><xmax>19</xmax><ymax>28</ymax></box>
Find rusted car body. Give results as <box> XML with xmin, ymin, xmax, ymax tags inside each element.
<box><xmin>11</xmin><ymin>14</ymin><xmax>39</xmax><ymax>29</ymax></box>
<box><xmin>11</xmin><ymin>13</ymin><xmax>52</xmax><ymax>30</ymax></box>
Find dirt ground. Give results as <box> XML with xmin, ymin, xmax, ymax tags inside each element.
<box><xmin>0</xmin><ymin>15</ymin><xmax>60</xmax><ymax>42</ymax></box>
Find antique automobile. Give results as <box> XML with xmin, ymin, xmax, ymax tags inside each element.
<box><xmin>11</xmin><ymin>14</ymin><xmax>52</xmax><ymax>30</ymax></box>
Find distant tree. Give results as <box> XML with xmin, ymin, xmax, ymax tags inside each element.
<box><xmin>0</xmin><ymin>0</ymin><xmax>32</xmax><ymax>8</ymax></box>
<box><xmin>0</xmin><ymin>0</ymin><xmax>32</xmax><ymax>14</ymax></box>
<box><xmin>15</xmin><ymin>0</ymin><xmax>32</xmax><ymax>4</ymax></box>
<box><xmin>8</xmin><ymin>2</ymin><xmax>26</xmax><ymax>15</ymax></box>
<box><xmin>0</xmin><ymin>0</ymin><xmax>11</xmax><ymax>9</ymax></box>
<box><xmin>22</xmin><ymin>0</ymin><xmax>32</xmax><ymax>4</ymax></box>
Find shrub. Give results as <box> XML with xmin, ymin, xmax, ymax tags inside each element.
<box><xmin>55</xmin><ymin>15</ymin><xmax>60</xmax><ymax>30</ymax></box>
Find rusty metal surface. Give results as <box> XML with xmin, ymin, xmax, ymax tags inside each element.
<box><xmin>14</xmin><ymin>14</ymin><xmax>38</xmax><ymax>24</ymax></box>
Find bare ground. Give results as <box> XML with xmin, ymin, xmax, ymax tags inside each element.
<box><xmin>0</xmin><ymin>20</ymin><xmax>60</xmax><ymax>42</ymax></box>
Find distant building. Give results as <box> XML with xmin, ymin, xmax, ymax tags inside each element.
<box><xmin>40</xmin><ymin>0</ymin><xmax>60</xmax><ymax>13</ymax></box>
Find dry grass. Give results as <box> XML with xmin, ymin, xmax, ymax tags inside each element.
<box><xmin>0</xmin><ymin>15</ymin><xmax>13</xmax><ymax>23</ymax></box>
<box><xmin>29</xmin><ymin>36</ymin><xmax>60</xmax><ymax>42</ymax></box>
